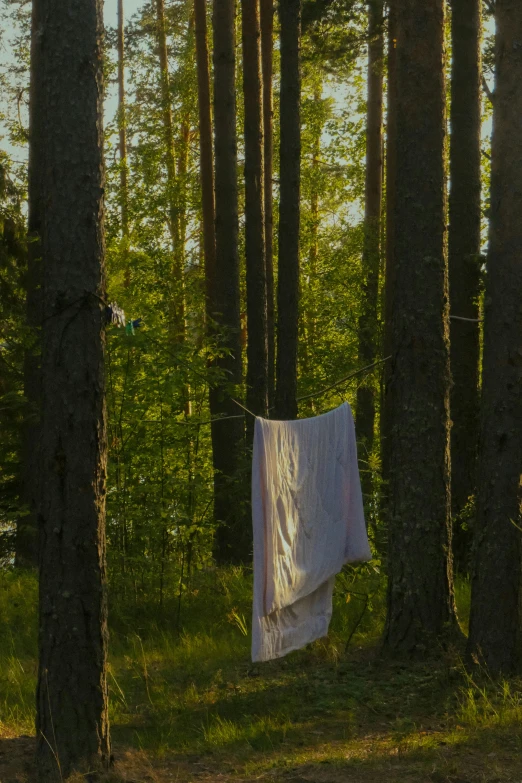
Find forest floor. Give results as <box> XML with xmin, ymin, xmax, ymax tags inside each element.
<box><xmin>1</xmin><ymin>568</ymin><xmax>522</xmax><ymax>783</ymax></box>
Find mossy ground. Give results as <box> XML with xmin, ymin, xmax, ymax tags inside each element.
<box><xmin>1</xmin><ymin>567</ymin><xmax>521</xmax><ymax>782</ymax></box>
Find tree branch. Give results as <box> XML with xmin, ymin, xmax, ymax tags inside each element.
<box><xmin>482</xmin><ymin>75</ymin><xmax>494</xmax><ymax>104</ymax></box>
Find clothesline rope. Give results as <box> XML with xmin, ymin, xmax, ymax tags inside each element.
<box><xmin>231</xmin><ymin>398</ymin><xmax>257</xmax><ymax>418</ymax></box>
<box><xmin>297</xmin><ymin>356</ymin><xmax>392</xmax><ymax>403</ymax></box>
<box><xmin>231</xmin><ymin>356</ymin><xmax>392</xmax><ymax>418</ymax></box>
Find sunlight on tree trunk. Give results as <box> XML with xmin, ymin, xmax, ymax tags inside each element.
<box><xmin>33</xmin><ymin>0</ymin><xmax>111</xmax><ymax>777</ymax></box>
<box><xmin>467</xmin><ymin>0</ymin><xmax>522</xmax><ymax>676</ymax></box>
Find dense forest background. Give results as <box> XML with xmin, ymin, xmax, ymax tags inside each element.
<box><xmin>1</xmin><ymin>0</ymin><xmax>522</xmax><ymax>781</ymax></box>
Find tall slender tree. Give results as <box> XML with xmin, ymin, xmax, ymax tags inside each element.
<box><xmin>195</xmin><ymin>0</ymin><xmax>216</xmax><ymax>320</ymax></box>
<box><xmin>155</xmin><ymin>0</ymin><xmax>185</xmax><ymax>341</ymax></box>
<box><xmin>18</xmin><ymin>0</ymin><xmax>44</xmax><ymax>571</ymax></box>
<box><xmin>33</xmin><ymin>0</ymin><xmax>110</xmax><ymax>778</ymax></box>
<box><xmin>448</xmin><ymin>0</ymin><xmax>482</xmax><ymax>570</ymax></box>
<box><xmin>383</xmin><ymin>0</ymin><xmax>458</xmax><ymax>654</ymax></box>
<box><xmin>356</xmin><ymin>0</ymin><xmax>384</xmax><ymax>506</ymax></box>
<box><xmin>211</xmin><ymin>0</ymin><xmax>248</xmax><ymax>563</ymax></box>
<box><xmin>467</xmin><ymin>0</ymin><xmax>522</xmax><ymax>675</ymax></box>
<box><xmin>275</xmin><ymin>0</ymin><xmax>302</xmax><ymax>421</ymax></box>
<box><xmin>261</xmin><ymin>0</ymin><xmax>275</xmax><ymax>409</ymax></box>
<box><xmin>380</xmin><ymin>0</ymin><xmax>397</xmax><ymax>523</ymax></box>
<box><xmin>118</xmin><ymin>0</ymin><xmax>130</xmax><ymax>252</ymax></box>
<box><xmin>242</xmin><ymin>0</ymin><xmax>268</xmax><ymax>428</ymax></box>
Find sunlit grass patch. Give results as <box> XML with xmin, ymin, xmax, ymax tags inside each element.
<box><xmin>0</xmin><ymin>570</ymin><xmax>37</xmax><ymax>736</ymax></box>
<box><xmin>457</xmin><ymin>667</ymin><xmax>522</xmax><ymax>728</ymax></box>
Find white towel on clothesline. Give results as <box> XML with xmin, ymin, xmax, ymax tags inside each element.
<box><xmin>251</xmin><ymin>402</ymin><xmax>372</xmax><ymax>662</ymax></box>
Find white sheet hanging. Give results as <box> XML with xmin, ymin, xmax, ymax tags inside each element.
<box><xmin>251</xmin><ymin>402</ymin><xmax>371</xmax><ymax>662</ymax></box>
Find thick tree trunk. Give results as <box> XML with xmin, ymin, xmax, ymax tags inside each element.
<box><xmin>382</xmin><ymin>0</ymin><xmax>458</xmax><ymax>655</ymax></box>
<box><xmin>261</xmin><ymin>0</ymin><xmax>275</xmax><ymax>410</ymax></box>
<box><xmin>33</xmin><ymin>0</ymin><xmax>110</xmax><ymax>779</ymax></box>
<box><xmin>356</xmin><ymin>0</ymin><xmax>384</xmax><ymax>512</ymax></box>
<box><xmin>195</xmin><ymin>0</ymin><xmax>216</xmax><ymax>321</ymax></box>
<box><xmin>211</xmin><ymin>0</ymin><xmax>247</xmax><ymax>564</ymax></box>
<box><xmin>275</xmin><ymin>0</ymin><xmax>301</xmax><ymax>421</ymax></box>
<box><xmin>242</xmin><ymin>0</ymin><xmax>268</xmax><ymax>428</ymax></box>
<box><xmin>467</xmin><ymin>0</ymin><xmax>522</xmax><ymax>675</ymax></box>
<box><xmin>448</xmin><ymin>0</ymin><xmax>482</xmax><ymax>571</ymax></box>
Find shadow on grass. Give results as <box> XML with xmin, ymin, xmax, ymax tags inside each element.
<box><xmin>0</xmin><ymin>735</ymin><xmax>35</xmax><ymax>782</ymax></box>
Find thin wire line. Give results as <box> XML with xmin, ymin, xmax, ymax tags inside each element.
<box><xmin>450</xmin><ymin>315</ymin><xmax>482</xmax><ymax>323</ymax></box>
<box><xmin>231</xmin><ymin>398</ymin><xmax>257</xmax><ymax>418</ymax></box>
<box><xmin>297</xmin><ymin>356</ymin><xmax>391</xmax><ymax>403</ymax></box>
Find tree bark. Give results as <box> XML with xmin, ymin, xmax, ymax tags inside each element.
<box><xmin>242</xmin><ymin>0</ymin><xmax>268</xmax><ymax>429</ymax></box>
<box><xmin>261</xmin><ymin>0</ymin><xmax>275</xmax><ymax>410</ymax></box>
<box><xmin>33</xmin><ymin>0</ymin><xmax>110</xmax><ymax>778</ymax></box>
<box><xmin>380</xmin><ymin>0</ymin><xmax>397</xmax><ymax>529</ymax></box>
<box><xmin>356</xmin><ymin>0</ymin><xmax>384</xmax><ymax>512</ymax></box>
<box><xmin>118</xmin><ymin>0</ymin><xmax>130</xmax><ymax>244</ymax></box>
<box><xmin>211</xmin><ymin>0</ymin><xmax>248</xmax><ymax>563</ymax></box>
<box><xmin>18</xmin><ymin>0</ymin><xmax>44</xmax><ymax>570</ymax></box>
<box><xmin>448</xmin><ymin>0</ymin><xmax>482</xmax><ymax>571</ymax></box>
<box><xmin>195</xmin><ymin>0</ymin><xmax>216</xmax><ymax>323</ymax></box>
<box><xmin>467</xmin><ymin>0</ymin><xmax>522</xmax><ymax>675</ymax></box>
<box><xmin>382</xmin><ymin>0</ymin><xmax>458</xmax><ymax>655</ymax></box>
<box><xmin>155</xmin><ymin>0</ymin><xmax>185</xmax><ymax>341</ymax></box>
<box><xmin>275</xmin><ymin>0</ymin><xmax>301</xmax><ymax>421</ymax></box>
<box><xmin>306</xmin><ymin>85</ymin><xmax>321</xmax><ymax>402</ymax></box>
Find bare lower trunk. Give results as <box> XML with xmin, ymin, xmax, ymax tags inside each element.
<box><xmin>382</xmin><ymin>0</ymin><xmax>458</xmax><ymax>655</ymax></box>
<box><xmin>275</xmin><ymin>0</ymin><xmax>301</xmax><ymax>421</ymax></box>
<box><xmin>467</xmin><ymin>0</ymin><xmax>522</xmax><ymax>675</ymax></box>
<box><xmin>33</xmin><ymin>0</ymin><xmax>110</xmax><ymax>778</ymax></box>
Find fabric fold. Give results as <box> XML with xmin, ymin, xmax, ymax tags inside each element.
<box><xmin>252</xmin><ymin>402</ymin><xmax>371</xmax><ymax>662</ymax></box>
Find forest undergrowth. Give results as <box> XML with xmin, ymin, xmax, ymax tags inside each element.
<box><xmin>1</xmin><ymin>567</ymin><xmax>522</xmax><ymax>782</ymax></box>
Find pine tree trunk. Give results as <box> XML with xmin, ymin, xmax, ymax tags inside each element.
<box><xmin>380</xmin><ymin>0</ymin><xmax>397</xmax><ymax>527</ymax></box>
<box><xmin>18</xmin><ymin>0</ymin><xmax>44</xmax><ymax>571</ymax></box>
<box><xmin>155</xmin><ymin>0</ymin><xmax>185</xmax><ymax>340</ymax></box>
<box><xmin>242</xmin><ymin>0</ymin><xmax>268</xmax><ymax>429</ymax></box>
<box><xmin>356</xmin><ymin>0</ymin><xmax>384</xmax><ymax>512</ymax></box>
<box><xmin>118</xmin><ymin>0</ymin><xmax>131</xmax><ymax>289</ymax></box>
<box><xmin>261</xmin><ymin>0</ymin><xmax>275</xmax><ymax>410</ymax></box>
<box><xmin>467</xmin><ymin>0</ymin><xmax>522</xmax><ymax>675</ymax></box>
<box><xmin>212</xmin><ymin>0</ymin><xmax>248</xmax><ymax>564</ymax></box>
<box><xmin>275</xmin><ymin>0</ymin><xmax>301</xmax><ymax>421</ymax></box>
<box><xmin>195</xmin><ymin>0</ymin><xmax>216</xmax><ymax>321</ymax></box>
<box><xmin>118</xmin><ymin>0</ymin><xmax>130</xmax><ymax>243</ymax></box>
<box><xmin>33</xmin><ymin>0</ymin><xmax>110</xmax><ymax>778</ymax></box>
<box><xmin>449</xmin><ymin>0</ymin><xmax>482</xmax><ymax>571</ymax></box>
<box><xmin>307</xmin><ymin>87</ymin><xmax>321</xmax><ymax>376</ymax></box>
<box><xmin>382</xmin><ymin>0</ymin><xmax>458</xmax><ymax>655</ymax></box>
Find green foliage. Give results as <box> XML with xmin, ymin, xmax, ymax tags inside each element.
<box><xmin>0</xmin><ymin>155</ymin><xmax>26</xmax><ymax>565</ymax></box>
<box><xmin>3</xmin><ymin>568</ymin><xmax>522</xmax><ymax>783</ymax></box>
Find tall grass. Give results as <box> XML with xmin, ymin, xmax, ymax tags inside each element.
<box><xmin>3</xmin><ymin>562</ymin><xmax>517</xmax><ymax>762</ymax></box>
<box><xmin>0</xmin><ymin>569</ymin><xmax>38</xmax><ymax>735</ymax></box>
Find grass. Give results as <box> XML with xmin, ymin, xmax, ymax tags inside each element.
<box><xmin>1</xmin><ymin>565</ymin><xmax>522</xmax><ymax>782</ymax></box>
